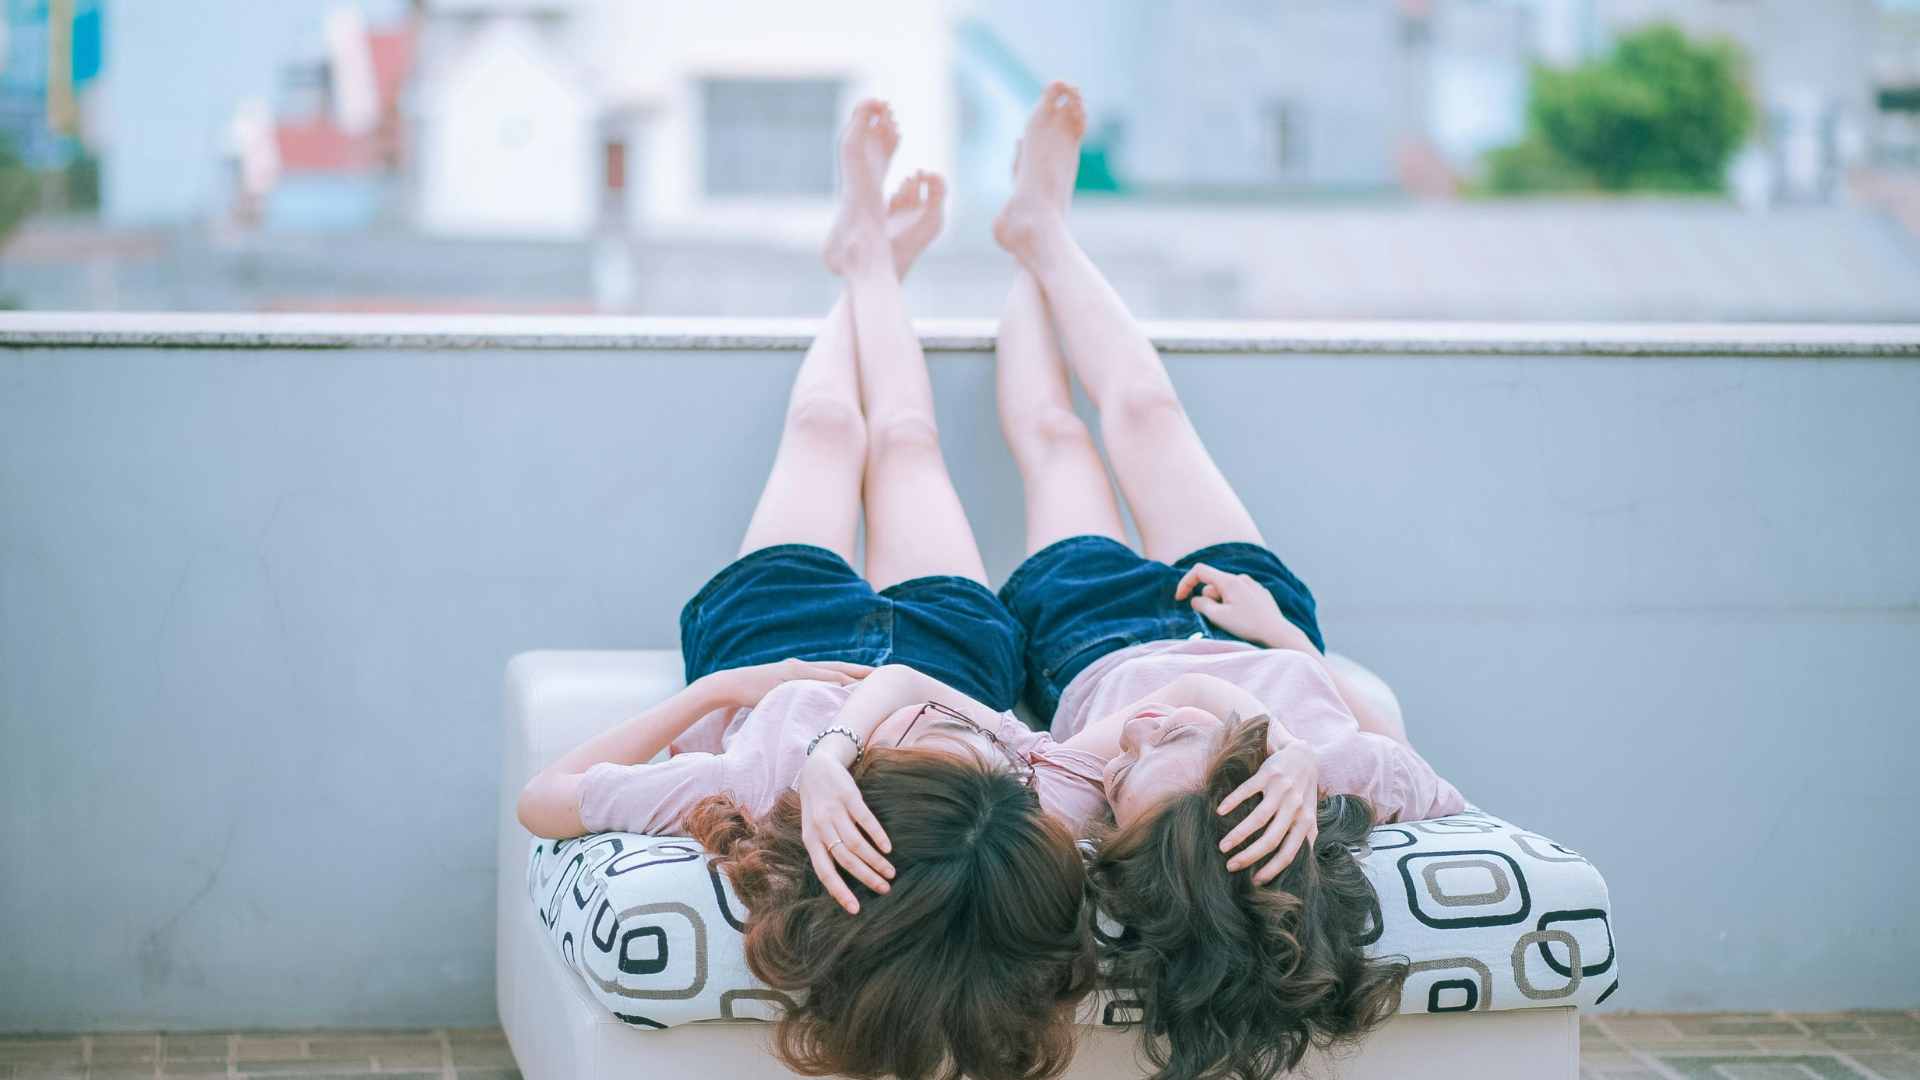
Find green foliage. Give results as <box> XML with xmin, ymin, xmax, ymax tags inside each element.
<box><xmin>66</xmin><ymin>152</ymin><xmax>101</xmax><ymax>211</ymax></box>
<box><xmin>1483</xmin><ymin>23</ymin><xmax>1754</xmax><ymax>195</ymax></box>
<box><xmin>0</xmin><ymin>134</ymin><xmax>37</xmax><ymax>245</ymax></box>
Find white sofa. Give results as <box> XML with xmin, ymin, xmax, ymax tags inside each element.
<box><xmin>496</xmin><ymin>650</ymin><xmax>1599</xmax><ymax>1079</ymax></box>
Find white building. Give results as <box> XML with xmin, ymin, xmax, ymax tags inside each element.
<box><xmin>412</xmin><ymin>0</ymin><xmax>957</xmax><ymax>239</ymax></box>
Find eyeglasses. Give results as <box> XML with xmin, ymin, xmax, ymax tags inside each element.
<box><xmin>893</xmin><ymin>701</ymin><xmax>1037</xmax><ymax>789</ymax></box>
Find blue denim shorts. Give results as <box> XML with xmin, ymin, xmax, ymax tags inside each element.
<box><xmin>680</xmin><ymin>543</ymin><xmax>1026</xmax><ymax>712</ymax></box>
<box><xmin>997</xmin><ymin>535</ymin><xmax>1324</xmax><ymax>719</ymax></box>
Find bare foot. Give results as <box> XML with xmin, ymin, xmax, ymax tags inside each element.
<box><xmin>823</xmin><ymin>99</ymin><xmax>899</xmax><ymax>276</ymax></box>
<box><xmin>887</xmin><ymin>170</ymin><xmax>946</xmax><ymax>277</ymax></box>
<box><xmin>993</xmin><ymin>81</ymin><xmax>1085</xmax><ymax>260</ymax></box>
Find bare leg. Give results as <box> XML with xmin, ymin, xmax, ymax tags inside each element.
<box><xmin>995</xmin><ymin>270</ymin><xmax>1126</xmax><ymax>553</ymax></box>
<box><xmin>823</xmin><ymin>101</ymin><xmax>990</xmax><ymax>591</ymax></box>
<box><xmin>735</xmin><ymin>166</ymin><xmax>950</xmax><ymax>561</ymax></box>
<box><xmin>995</xmin><ymin>83</ymin><xmax>1264</xmax><ymax>563</ymax></box>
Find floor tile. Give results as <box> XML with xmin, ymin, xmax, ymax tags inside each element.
<box><xmin>1671</xmin><ymin>1018</ymin><xmax>1808</xmax><ymax>1039</ymax></box>
<box><xmin>0</xmin><ymin>1045</ymin><xmax>84</xmax><ymax>1067</ymax></box>
<box><xmin>1849</xmin><ymin>1054</ymin><xmax>1920</xmax><ymax>1080</ymax></box>
<box><xmin>158</xmin><ymin>1038</ymin><xmax>228</xmax><ymax>1063</ymax></box>
<box><xmin>1605</xmin><ymin>1017</ymin><xmax>1689</xmax><ymax>1042</ymax></box>
<box><xmin>446</xmin><ymin>1047</ymin><xmax>512</xmax><ymax>1070</ymax></box>
<box><xmin>230</xmin><ymin>1060</ymin><xmax>369</xmax><ymax>1076</ymax></box>
<box><xmin>1653</xmin><ymin>1055</ymin><xmax>1869</xmax><ymax>1079</ymax></box>
<box><xmin>229</xmin><ymin>1043</ymin><xmax>303</xmax><ymax>1066</ymax></box>
<box><xmin>240</xmin><ymin>1074</ymin><xmax>433</xmax><ymax>1080</ymax></box>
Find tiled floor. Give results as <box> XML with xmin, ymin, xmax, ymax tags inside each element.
<box><xmin>3</xmin><ymin>1013</ymin><xmax>1918</xmax><ymax>1080</ymax></box>
<box><xmin>1581</xmin><ymin>1013</ymin><xmax>1920</xmax><ymax>1080</ymax></box>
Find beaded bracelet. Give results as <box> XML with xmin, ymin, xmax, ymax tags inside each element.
<box><xmin>806</xmin><ymin>725</ymin><xmax>863</xmax><ymax>765</ymax></box>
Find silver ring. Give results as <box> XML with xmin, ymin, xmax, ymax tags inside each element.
<box><xmin>829</xmin><ymin>840</ymin><xmax>847</xmax><ymax>851</ymax></box>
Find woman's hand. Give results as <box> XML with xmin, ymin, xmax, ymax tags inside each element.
<box><xmin>703</xmin><ymin>658</ymin><xmax>872</xmax><ymax>710</ymax></box>
<box><xmin>797</xmin><ymin>753</ymin><xmax>894</xmax><ymax>914</ymax></box>
<box><xmin>1174</xmin><ymin>564</ymin><xmax>1317</xmax><ymax>654</ymax></box>
<box><xmin>1217</xmin><ymin>734</ymin><xmax>1321</xmax><ymax>885</ymax></box>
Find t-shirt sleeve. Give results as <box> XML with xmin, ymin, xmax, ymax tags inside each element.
<box><xmin>1315</xmin><ymin>731</ymin><xmax>1467</xmax><ymax>824</ymax></box>
<box><xmin>576</xmin><ymin>756</ymin><xmax>728</xmax><ymax>836</ymax></box>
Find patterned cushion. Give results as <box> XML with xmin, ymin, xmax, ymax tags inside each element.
<box><xmin>526</xmin><ymin>806</ymin><xmax>1617</xmax><ymax>1030</ymax></box>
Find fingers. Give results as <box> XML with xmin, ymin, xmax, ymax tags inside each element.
<box><xmin>851</xmin><ymin>799</ymin><xmax>892</xmax><ymax>854</ymax></box>
<box><xmin>813</xmin><ymin>661</ymin><xmax>875</xmax><ymax>679</ymax></box>
<box><xmin>1218</xmin><ymin>790</ymin><xmax>1277</xmax><ymax>855</ymax></box>
<box><xmin>1218</xmin><ymin>772</ymin><xmax>1264</xmax><ymax>816</ymax></box>
<box><xmin>805</xmin><ymin>832</ymin><xmax>862</xmax><ymax>914</ymax></box>
<box><xmin>1254</xmin><ymin>813</ymin><xmax>1312</xmax><ymax>885</ymax></box>
<box><xmin>1231</xmin><ymin>792</ymin><xmax>1304</xmax><ymax>874</ymax></box>
<box><xmin>1174</xmin><ymin>563</ymin><xmax>1227</xmax><ymax>601</ymax></box>
<box><xmin>828</xmin><ymin>833</ymin><xmax>893</xmax><ymax>896</ymax></box>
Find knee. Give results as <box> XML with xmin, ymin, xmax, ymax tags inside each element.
<box><xmin>1006</xmin><ymin>404</ymin><xmax>1096</xmax><ymax>461</ymax></box>
<box><xmin>786</xmin><ymin>395</ymin><xmax>867</xmax><ymax>457</ymax></box>
<box><xmin>1104</xmin><ymin>379</ymin><xmax>1187</xmax><ymax>437</ymax></box>
<box><xmin>866</xmin><ymin>414</ymin><xmax>944</xmax><ymax>463</ymax></box>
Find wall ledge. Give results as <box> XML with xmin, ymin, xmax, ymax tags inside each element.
<box><xmin>3</xmin><ymin>312</ymin><xmax>1919</xmax><ymax>358</ymax></box>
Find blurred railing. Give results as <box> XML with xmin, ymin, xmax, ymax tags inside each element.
<box><xmin>2</xmin><ymin>314</ymin><xmax>1917</xmax><ymax>1030</ymax></box>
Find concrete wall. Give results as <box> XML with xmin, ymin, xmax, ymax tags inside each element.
<box><xmin>1</xmin><ymin>319</ymin><xmax>1916</xmax><ymax>1030</ymax></box>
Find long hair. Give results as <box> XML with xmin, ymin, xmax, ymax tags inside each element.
<box><xmin>1089</xmin><ymin>717</ymin><xmax>1406</xmax><ymax>1080</ymax></box>
<box><xmin>686</xmin><ymin>747</ymin><xmax>1098</xmax><ymax>1080</ymax></box>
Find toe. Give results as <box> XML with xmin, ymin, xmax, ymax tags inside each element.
<box><xmin>889</xmin><ymin>177</ymin><xmax>922</xmax><ymax>212</ymax></box>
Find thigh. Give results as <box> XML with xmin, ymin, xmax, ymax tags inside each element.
<box><xmin>861</xmin><ymin>420</ymin><xmax>991</xmax><ymax>591</ymax></box>
<box><xmin>679</xmin><ymin>544</ymin><xmax>891</xmax><ymax>685</ymax></box>
<box><xmin>1098</xmin><ymin>380</ymin><xmax>1266</xmax><ymax>563</ymax></box>
<box><xmin>736</xmin><ymin>398</ymin><xmax>865</xmax><ymax>564</ymax></box>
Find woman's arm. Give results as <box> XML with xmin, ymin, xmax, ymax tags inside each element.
<box><xmin>515</xmin><ymin>678</ymin><xmax>729</xmax><ymax>838</ymax></box>
<box><xmin>804</xmin><ymin>663</ymin><xmax>1000</xmax><ymax>768</ymax></box>
<box><xmin>515</xmin><ymin>659</ymin><xmax>871</xmax><ymax>839</ymax></box>
<box><xmin>1174</xmin><ymin>564</ymin><xmax>1412</xmax><ymax>748</ymax></box>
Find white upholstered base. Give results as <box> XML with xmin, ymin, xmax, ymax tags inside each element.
<box><xmin>495</xmin><ymin>650</ymin><xmax>1581</xmax><ymax>1079</ymax></box>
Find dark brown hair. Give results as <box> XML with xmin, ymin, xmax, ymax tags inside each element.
<box><xmin>1089</xmin><ymin>717</ymin><xmax>1407</xmax><ymax>1080</ymax></box>
<box><xmin>686</xmin><ymin>747</ymin><xmax>1097</xmax><ymax>1080</ymax></box>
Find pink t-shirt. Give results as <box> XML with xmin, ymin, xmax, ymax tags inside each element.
<box><xmin>577</xmin><ymin>679</ymin><xmax>1111</xmax><ymax>838</ymax></box>
<box><xmin>1052</xmin><ymin>640</ymin><xmax>1466</xmax><ymax>824</ymax></box>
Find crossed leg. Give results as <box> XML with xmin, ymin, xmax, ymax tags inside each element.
<box><xmin>825</xmin><ymin>100</ymin><xmax>991</xmax><ymax>591</ymax></box>
<box><xmin>994</xmin><ymin>83</ymin><xmax>1265</xmax><ymax>564</ymax></box>
<box><xmin>736</xmin><ymin>149</ymin><xmax>951</xmax><ymax>563</ymax></box>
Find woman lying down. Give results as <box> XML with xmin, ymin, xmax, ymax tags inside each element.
<box><xmin>518</xmin><ymin>86</ymin><xmax>1465</xmax><ymax>1080</ymax></box>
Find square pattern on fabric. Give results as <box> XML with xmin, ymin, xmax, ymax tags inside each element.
<box><xmin>526</xmin><ymin>807</ymin><xmax>1616</xmax><ymax>1030</ymax></box>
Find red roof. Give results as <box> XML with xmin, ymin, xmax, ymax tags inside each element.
<box><xmin>275</xmin><ymin>116</ymin><xmax>379</xmax><ymax>173</ymax></box>
<box><xmin>273</xmin><ymin>19</ymin><xmax>416</xmax><ymax>175</ymax></box>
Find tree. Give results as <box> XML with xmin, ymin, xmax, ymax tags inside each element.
<box><xmin>1484</xmin><ymin>23</ymin><xmax>1754</xmax><ymax>194</ymax></box>
<box><xmin>0</xmin><ymin>134</ymin><xmax>37</xmax><ymax>247</ymax></box>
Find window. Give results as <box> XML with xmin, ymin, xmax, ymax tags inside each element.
<box><xmin>702</xmin><ymin>79</ymin><xmax>843</xmax><ymax>197</ymax></box>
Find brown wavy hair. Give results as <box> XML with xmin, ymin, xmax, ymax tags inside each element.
<box><xmin>1089</xmin><ymin>717</ymin><xmax>1407</xmax><ymax>1080</ymax></box>
<box><xmin>686</xmin><ymin>747</ymin><xmax>1097</xmax><ymax>1080</ymax></box>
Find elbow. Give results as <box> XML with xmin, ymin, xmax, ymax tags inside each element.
<box><xmin>516</xmin><ymin>772</ymin><xmax>578</xmax><ymax>840</ymax></box>
<box><xmin>514</xmin><ymin>780</ymin><xmax>547</xmax><ymax>837</ymax></box>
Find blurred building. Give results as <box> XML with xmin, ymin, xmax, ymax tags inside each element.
<box><xmin>962</xmin><ymin>0</ymin><xmax>1439</xmax><ymax>198</ymax></box>
<box><xmin>0</xmin><ymin>0</ymin><xmax>103</xmax><ymax>170</ymax></box>
<box><xmin>410</xmin><ymin>0</ymin><xmax>956</xmax><ymax>239</ymax></box>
